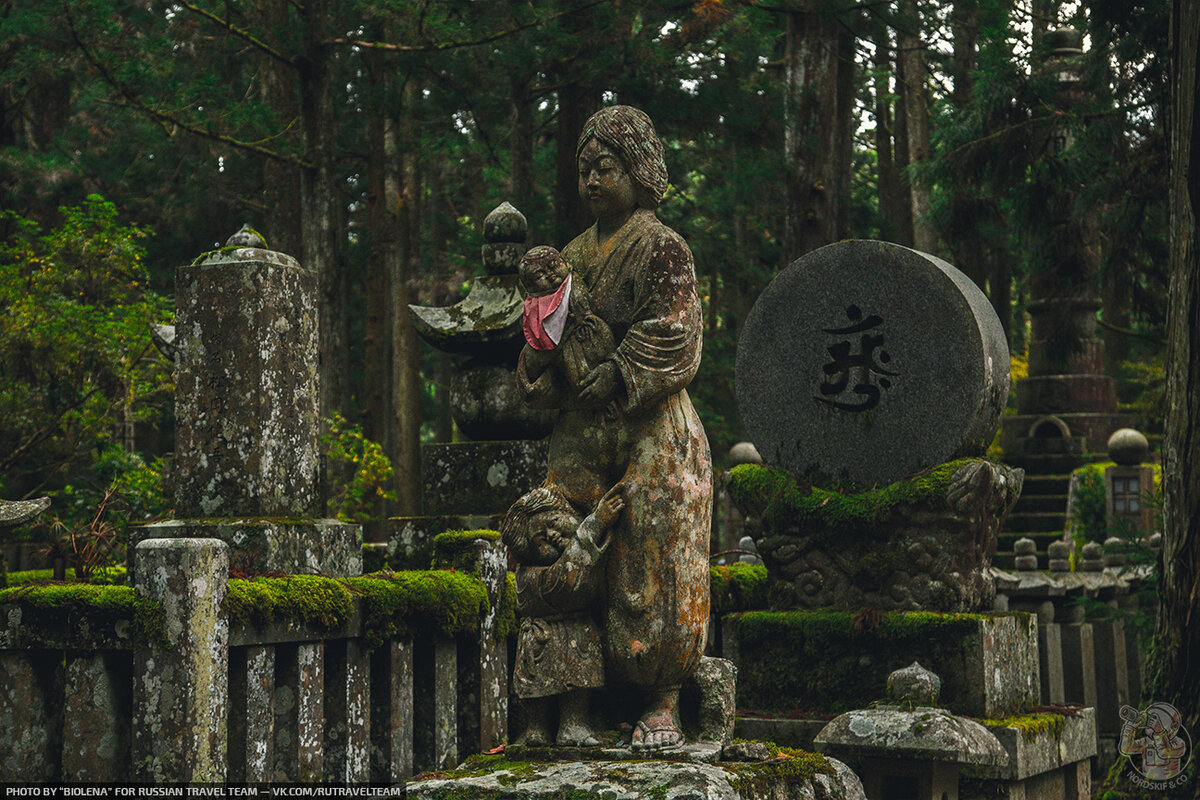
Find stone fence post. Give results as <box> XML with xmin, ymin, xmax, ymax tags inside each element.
<box><xmin>132</xmin><ymin>538</ymin><xmax>229</xmax><ymax>782</ymax></box>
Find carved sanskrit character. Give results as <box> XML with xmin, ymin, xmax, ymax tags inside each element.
<box><xmin>515</xmin><ymin>105</ymin><xmax>713</xmax><ymax>752</ymax></box>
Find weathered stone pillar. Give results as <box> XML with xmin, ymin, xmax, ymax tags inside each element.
<box><xmin>132</xmin><ymin>538</ymin><xmax>229</xmax><ymax>782</ymax></box>
<box><xmin>324</xmin><ymin>639</ymin><xmax>370</xmax><ymax>781</ymax></box>
<box><xmin>434</xmin><ymin>637</ymin><xmax>457</xmax><ymax>770</ymax></box>
<box><xmin>229</xmin><ymin>645</ymin><xmax>275</xmax><ymax>782</ymax></box>
<box><xmin>63</xmin><ymin>651</ymin><xmax>132</xmax><ymax>781</ymax></box>
<box><xmin>0</xmin><ymin>650</ymin><xmax>63</xmax><ymax>780</ymax></box>
<box><xmin>370</xmin><ymin>637</ymin><xmax>414</xmax><ymax>781</ymax></box>
<box><xmin>174</xmin><ymin>246</ymin><xmax>319</xmax><ymax>518</ymax></box>
<box><xmin>477</xmin><ymin>542</ymin><xmax>509</xmax><ymax>753</ymax></box>
<box><xmin>1038</xmin><ymin>622</ymin><xmax>1066</xmax><ymax>705</ymax></box>
<box><xmin>274</xmin><ymin>642</ymin><xmax>324</xmax><ymax>782</ymax></box>
<box><xmin>133</xmin><ymin>237</ymin><xmax>361</xmax><ymax>577</ymax></box>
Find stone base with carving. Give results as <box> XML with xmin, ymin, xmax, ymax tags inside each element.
<box><xmin>727</xmin><ymin>459</ymin><xmax>1023</xmax><ymax>612</ymax></box>
<box><xmin>130</xmin><ymin>519</ymin><xmax>362</xmax><ymax>579</ymax></box>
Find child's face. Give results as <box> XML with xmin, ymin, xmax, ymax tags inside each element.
<box><xmin>524</xmin><ymin>509</ymin><xmax>579</xmax><ymax>566</ymax></box>
<box><xmin>520</xmin><ymin>253</ymin><xmax>569</xmax><ymax>297</ymax></box>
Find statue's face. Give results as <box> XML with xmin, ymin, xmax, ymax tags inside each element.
<box><xmin>578</xmin><ymin>139</ymin><xmax>637</xmax><ymax>222</ymax></box>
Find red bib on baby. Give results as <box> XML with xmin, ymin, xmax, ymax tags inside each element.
<box><xmin>523</xmin><ymin>274</ymin><xmax>571</xmax><ymax>351</ymax></box>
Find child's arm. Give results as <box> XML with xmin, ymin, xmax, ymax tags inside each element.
<box><xmin>575</xmin><ymin>483</ymin><xmax>624</xmax><ymax>555</ymax></box>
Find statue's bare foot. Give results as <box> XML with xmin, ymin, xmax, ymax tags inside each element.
<box><xmin>631</xmin><ymin>691</ymin><xmax>683</xmax><ymax>752</ymax></box>
<box><xmin>556</xmin><ymin>689</ymin><xmax>600</xmax><ymax>746</ymax></box>
<box><xmin>516</xmin><ymin>721</ymin><xmax>552</xmax><ymax>747</ymax></box>
<box><xmin>556</xmin><ymin>721</ymin><xmax>601</xmax><ymax>747</ymax></box>
<box><xmin>517</xmin><ymin>698</ymin><xmax>552</xmax><ymax>746</ymax></box>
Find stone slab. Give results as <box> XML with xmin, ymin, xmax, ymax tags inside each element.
<box><xmin>406</xmin><ymin>752</ymin><xmax>865</xmax><ymax>800</ymax></box>
<box><xmin>422</xmin><ymin>440</ymin><xmax>549</xmax><ymax>516</ymax></box>
<box><xmin>0</xmin><ymin>650</ymin><xmax>64</xmax><ymax>780</ymax></box>
<box><xmin>736</xmin><ymin>240</ymin><xmax>1008</xmax><ymax>488</ymax></box>
<box><xmin>967</xmin><ymin>707</ymin><xmax>1097</xmax><ymax>781</ymax></box>
<box><xmin>132</xmin><ymin>518</ymin><xmax>362</xmax><ymax>578</ymax></box>
<box><xmin>174</xmin><ymin>254</ymin><xmax>320</xmax><ymax>518</ymax></box>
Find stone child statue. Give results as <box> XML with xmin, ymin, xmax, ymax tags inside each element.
<box><xmin>519</xmin><ymin>245</ymin><xmax>616</xmax><ymax>403</ymax></box>
<box><xmin>500</xmin><ymin>483</ymin><xmax>625</xmax><ymax>747</ymax></box>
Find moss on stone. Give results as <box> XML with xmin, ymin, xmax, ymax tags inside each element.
<box><xmin>710</xmin><ymin>563</ymin><xmax>770</xmax><ymax>612</ymax></box>
<box><xmin>730</xmin><ymin>609</ymin><xmax>997</xmax><ymax>715</ymax></box>
<box><xmin>6</xmin><ymin>566</ymin><xmax>127</xmax><ymax>586</ymax></box>
<box><xmin>980</xmin><ymin>711</ymin><xmax>1067</xmax><ymax>742</ymax></box>
<box><xmin>727</xmin><ymin>459</ymin><xmax>975</xmax><ymax>538</ymax></box>
<box><xmin>431</xmin><ymin>529</ymin><xmax>501</xmax><ymax>572</ymax></box>
<box><xmin>225</xmin><ymin>575</ymin><xmax>356</xmax><ymax>634</ymax></box>
<box><xmin>350</xmin><ymin>571</ymin><xmax>490</xmax><ymax>650</ymax></box>
<box><xmin>0</xmin><ymin>583</ymin><xmax>168</xmax><ymax>648</ymax></box>
<box><xmin>723</xmin><ymin>742</ymin><xmax>835</xmax><ymax>795</ymax></box>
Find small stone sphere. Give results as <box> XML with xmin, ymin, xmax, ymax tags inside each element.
<box><xmin>728</xmin><ymin>442</ymin><xmax>763</xmax><ymax>466</ymax></box>
<box><xmin>1107</xmin><ymin>428</ymin><xmax>1150</xmax><ymax>466</ymax></box>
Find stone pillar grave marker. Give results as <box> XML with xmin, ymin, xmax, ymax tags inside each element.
<box><xmin>133</xmin><ymin>231</ymin><xmax>361</xmax><ymax>577</ymax></box>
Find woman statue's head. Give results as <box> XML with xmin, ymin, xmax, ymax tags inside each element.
<box><xmin>576</xmin><ymin>105</ymin><xmax>668</xmax><ymax>211</ymax></box>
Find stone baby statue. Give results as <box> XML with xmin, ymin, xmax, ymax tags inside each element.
<box><xmin>500</xmin><ymin>483</ymin><xmax>624</xmax><ymax>747</ymax></box>
<box><xmin>518</xmin><ymin>245</ymin><xmax>616</xmax><ymax>405</ymax></box>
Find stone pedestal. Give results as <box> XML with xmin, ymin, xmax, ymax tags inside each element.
<box><xmin>131</xmin><ymin>518</ymin><xmax>361</xmax><ymax>578</ymax></box>
<box><xmin>132</xmin><ymin>538</ymin><xmax>229</xmax><ymax>782</ymax></box>
<box><xmin>728</xmin><ymin>459</ymin><xmax>1023</xmax><ymax>613</ymax></box>
<box><xmin>174</xmin><ymin>248</ymin><xmax>319</xmax><ymax>518</ymax></box>
<box><xmin>405</xmin><ymin>750</ymin><xmax>865</xmax><ymax>800</ymax></box>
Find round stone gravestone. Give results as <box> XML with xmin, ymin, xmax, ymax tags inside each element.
<box><xmin>736</xmin><ymin>240</ymin><xmax>1009</xmax><ymax>488</ymax></box>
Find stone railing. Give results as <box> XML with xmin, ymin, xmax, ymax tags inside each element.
<box><xmin>0</xmin><ymin>537</ymin><xmax>509</xmax><ymax>783</ymax></box>
<box><xmin>994</xmin><ymin>565</ymin><xmax>1151</xmax><ymax>768</ymax></box>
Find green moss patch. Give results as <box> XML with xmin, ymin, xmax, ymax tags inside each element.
<box><xmin>6</xmin><ymin>566</ymin><xmax>127</xmax><ymax>586</ymax></box>
<box><xmin>0</xmin><ymin>583</ymin><xmax>167</xmax><ymax>648</ymax></box>
<box><xmin>225</xmin><ymin>575</ymin><xmax>356</xmax><ymax>634</ymax></box>
<box><xmin>710</xmin><ymin>563</ymin><xmax>770</xmax><ymax>612</ymax></box>
<box><xmin>432</xmin><ymin>529</ymin><xmax>501</xmax><ymax>571</ymax></box>
<box><xmin>349</xmin><ymin>570</ymin><xmax>490</xmax><ymax>650</ymax></box>
<box><xmin>980</xmin><ymin>711</ymin><xmax>1067</xmax><ymax>742</ymax></box>
<box><xmin>724</xmin><ymin>742</ymin><xmax>835</xmax><ymax>796</ymax></box>
<box><xmin>727</xmin><ymin>460</ymin><xmax>975</xmax><ymax>538</ymax></box>
<box><xmin>730</xmin><ymin>609</ymin><xmax>994</xmax><ymax>716</ymax></box>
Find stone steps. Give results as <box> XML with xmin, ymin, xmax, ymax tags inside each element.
<box><xmin>1005</xmin><ymin>512</ymin><xmax>1068</xmax><ymax>533</ymax></box>
<box><xmin>1012</xmin><ymin>493</ymin><xmax>1070</xmax><ymax>513</ymax></box>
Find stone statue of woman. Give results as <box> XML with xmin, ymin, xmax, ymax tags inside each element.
<box><xmin>515</xmin><ymin>105</ymin><xmax>713</xmax><ymax>752</ymax></box>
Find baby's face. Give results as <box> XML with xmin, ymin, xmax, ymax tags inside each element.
<box><xmin>520</xmin><ymin>253</ymin><xmax>569</xmax><ymax>297</ymax></box>
<box><xmin>523</xmin><ymin>510</ymin><xmax>579</xmax><ymax>565</ymax></box>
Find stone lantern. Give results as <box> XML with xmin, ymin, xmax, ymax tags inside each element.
<box><xmin>814</xmin><ymin>663</ymin><xmax>1008</xmax><ymax>800</ymax></box>
<box><xmin>1104</xmin><ymin>428</ymin><xmax>1157</xmax><ymax>538</ymax></box>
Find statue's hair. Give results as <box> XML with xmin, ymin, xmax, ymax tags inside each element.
<box><xmin>500</xmin><ymin>485</ymin><xmax>577</xmax><ymax>561</ymax></box>
<box><xmin>577</xmin><ymin>105</ymin><xmax>668</xmax><ymax>210</ymax></box>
